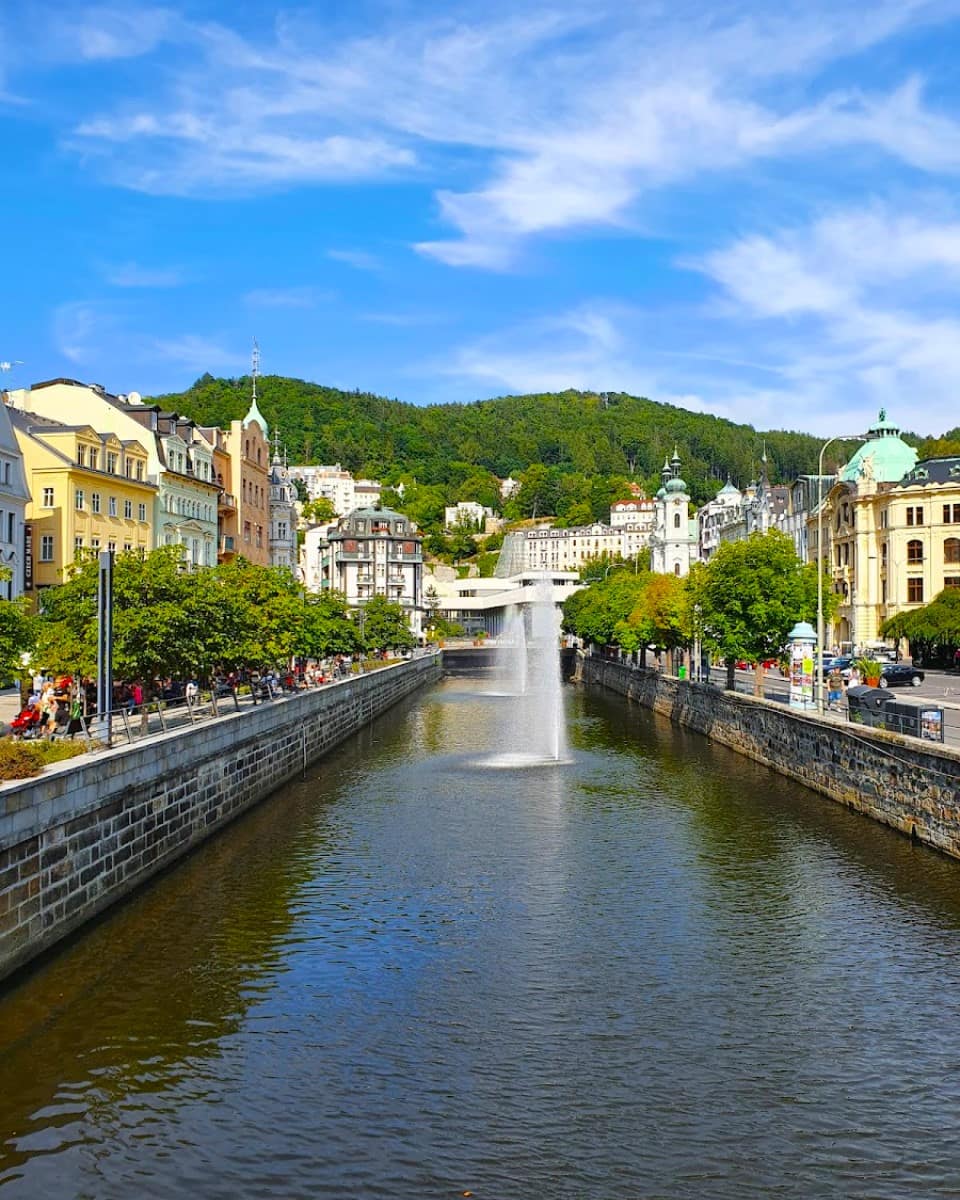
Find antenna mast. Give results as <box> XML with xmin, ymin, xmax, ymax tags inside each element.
<box><xmin>251</xmin><ymin>338</ymin><xmax>260</xmax><ymax>404</ymax></box>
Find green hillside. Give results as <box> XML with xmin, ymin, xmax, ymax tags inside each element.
<box><xmin>152</xmin><ymin>374</ymin><xmax>958</xmax><ymax>536</ymax></box>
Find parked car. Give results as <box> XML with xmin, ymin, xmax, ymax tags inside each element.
<box><xmin>878</xmin><ymin>664</ymin><xmax>924</xmax><ymax>688</ymax></box>
<box><xmin>821</xmin><ymin>655</ymin><xmax>854</xmax><ymax>679</ymax></box>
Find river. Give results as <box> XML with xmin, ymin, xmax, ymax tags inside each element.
<box><xmin>1</xmin><ymin>675</ymin><xmax>960</xmax><ymax>1198</ymax></box>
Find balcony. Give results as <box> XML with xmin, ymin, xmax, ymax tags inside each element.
<box><xmin>219</xmin><ymin>493</ymin><xmax>237</xmax><ymax>511</ymax></box>
<box><xmin>220</xmin><ymin>535</ymin><xmax>236</xmax><ymax>554</ymax></box>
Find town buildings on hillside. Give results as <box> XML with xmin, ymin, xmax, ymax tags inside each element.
<box><xmin>287</xmin><ymin>463</ymin><xmax>381</xmax><ymax>515</ymax></box>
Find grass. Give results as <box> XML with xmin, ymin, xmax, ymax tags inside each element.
<box><xmin>0</xmin><ymin>737</ymin><xmax>92</xmax><ymax>781</ymax></box>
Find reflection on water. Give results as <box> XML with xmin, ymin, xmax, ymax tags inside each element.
<box><xmin>2</xmin><ymin>677</ymin><xmax>960</xmax><ymax>1198</ymax></box>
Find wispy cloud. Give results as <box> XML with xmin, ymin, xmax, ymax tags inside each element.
<box><xmin>327</xmin><ymin>249</ymin><xmax>382</xmax><ymax>272</ymax></box>
<box><xmin>63</xmin><ymin>5</ymin><xmax>177</xmax><ymax>61</ymax></box>
<box><xmin>52</xmin><ymin>301</ymin><xmax>104</xmax><ymax>364</ymax></box>
<box><xmin>145</xmin><ymin>335</ymin><xmax>245</xmax><ymax>373</ymax></box>
<box><xmin>243</xmin><ymin>286</ymin><xmax>329</xmax><ymax>308</ymax></box>
<box><xmin>104</xmin><ymin>261</ymin><xmax>185</xmax><ymax>287</ymax></box>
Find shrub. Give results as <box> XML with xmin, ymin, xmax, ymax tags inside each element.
<box><xmin>0</xmin><ymin>737</ymin><xmax>91</xmax><ymax>781</ymax></box>
<box><xmin>0</xmin><ymin>741</ymin><xmax>45</xmax><ymax>780</ymax></box>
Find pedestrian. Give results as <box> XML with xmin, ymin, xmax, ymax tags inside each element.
<box><xmin>848</xmin><ymin>664</ymin><xmax>861</xmax><ymax>689</ymax></box>
<box><xmin>185</xmin><ymin>678</ymin><xmax>199</xmax><ymax>705</ymax></box>
<box><xmin>827</xmin><ymin>666</ymin><xmax>843</xmax><ymax>711</ymax></box>
<box><xmin>38</xmin><ymin>682</ymin><xmax>58</xmax><ymax>739</ymax></box>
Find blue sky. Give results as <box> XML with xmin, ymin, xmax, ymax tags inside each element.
<box><xmin>4</xmin><ymin>0</ymin><xmax>960</xmax><ymax>436</ymax></box>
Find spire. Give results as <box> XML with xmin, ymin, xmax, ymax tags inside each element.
<box><xmin>243</xmin><ymin>338</ymin><xmax>269</xmax><ymax>438</ymax></box>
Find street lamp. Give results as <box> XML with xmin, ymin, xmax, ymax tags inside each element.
<box><xmin>816</xmin><ymin>434</ymin><xmax>865</xmax><ymax>714</ymax></box>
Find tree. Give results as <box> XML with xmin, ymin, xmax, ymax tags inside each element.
<box><xmin>881</xmin><ymin>587</ymin><xmax>960</xmax><ymax>664</ymax></box>
<box><xmin>0</xmin><ymin>569</ymin><xmax>36</xmax><ymax>683</ymax></box>
<box><xmin>300</xmin><ymin>590</ymin><xmax>358</xmax><ymax>659</ymax></box>
<box><xmin>690</xmin><ymin>530</ymin><xmax>821</xmax><ymax>692</ymax></box>
<box><xmin>448</xmin><ymin>517</ymin><xmax>478</xmax><ymax>562</ymax></box>
<box><xmin>301</xmin><ymin>497</ymin><xmax>337</xmax><ymax>524</ymax></box>
<box><xmin>354</xmin><ymin>595</ymin><xmax>415</xmax><ymax>653</ymax></box>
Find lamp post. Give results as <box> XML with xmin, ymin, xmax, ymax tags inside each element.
<box><xmin>816</xmin><ymin>434</ymin><xmax>864</xmax><ymax>714</ymax></box>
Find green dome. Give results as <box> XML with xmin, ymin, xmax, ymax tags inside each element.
<box><xmin>840</xmin><ymin>409</ymin><xmax>917</xmax><ymax>484</ymax></box>
<box><xmin>665</xmin><ymin>476</ymin><xmax>687</xmax><ymax>494</ymax></box>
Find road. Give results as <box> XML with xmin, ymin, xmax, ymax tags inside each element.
<box><xmin>709</xmin><ymin>666</ymin><xmax>960</xmax><ymax>747</ymax></box>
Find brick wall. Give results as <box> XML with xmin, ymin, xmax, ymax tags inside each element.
<box><xmin>0</xmin><ymin>656</ymin><xmax>440</xmax><ymax>982</ymax></box>
<box><xmin>583</xmin><ymin>657</ymin><xmax>960</xmax><ymax>858</ymax></box>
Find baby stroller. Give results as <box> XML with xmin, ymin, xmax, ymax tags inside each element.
<box><xmin>11</xmin><ymin>706</ymin><xmax>42</xmax><ymax>739</ymax></box>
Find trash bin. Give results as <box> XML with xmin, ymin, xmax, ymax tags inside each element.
<box><xmin>846</xmin><ymin>685</ymin><xmax>891</xmax><ymax>728</ymax></box>
<box><xmin>678</xmin><ymin>665</ymin><xmax>687</xmax><ymax>680</ymax></box>
<box><xmin>881</xmin><ymin>701</ymin><xmax>920</xmax><ymax>738</ymax></box>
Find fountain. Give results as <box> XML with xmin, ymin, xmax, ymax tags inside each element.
<box><xmin>484</xmin><ymin>580</ymin><xmax>569</xmax><ymax>767</ymax></box>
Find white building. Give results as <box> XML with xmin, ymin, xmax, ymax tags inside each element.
<box><xmin>500</xmin><ymin>477</ymin><xmax>521</xmax><ymax>501</ymax></box>
<box><xmin>697</xmin><ymin>480</ymin><xmax>743</xmax><ymax>563</ymax></box>
<box><xmin>650</xmin><ymin>451</ymin><xmax>698</xmax><ymax>576</ymax></box>
<box><xmin>268</xmin><ymin>452</ymin><xmax>299</xmax><ymax>574</ymax></box>
<box><xmin>609</xmin><ymin>496</ymin><xmax>656</xmax><ymax>532</ymax></box>
<box><xmin>444</xmin><ymin>501</ymin><xmax>494</xmax><ymax>530</ymax></box>
<box><xmin>321</xmin><ymin>507</ymin><xmax>423</xmax><ymax>635</ymax></box>
<box><xmin>498</xmin><ymin>520</ymin><xmax>652</xmax><ymax>575</ymax></box>
<box><xmin>423</xmin><ymin>569</ymin><xmax>583</xmax><ymax>637</ymax></box>
<box><xmin>0</xmin><ymin>400</ymin><xmax>30</xmax><ymax>598</ymax></box>
<box><xmin>287</xmin><ymin>463</ymin><xmax>382</xmax><ymax>515</ymax></box>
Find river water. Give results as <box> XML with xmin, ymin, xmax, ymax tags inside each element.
<box><xmin>2</xmin><ymin>675</ymin><xmax>960</xmax><ymax>1198</ymax></box>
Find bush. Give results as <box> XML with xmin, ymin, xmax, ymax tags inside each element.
<box><xmin>0</xmin><ymin>737</ymin><xmax>91</xmax><ymax>781</ymax></box>
<box><xmin>0</xmin><ymin>741</ymin><xmax>44</xmax><ymax>780</ymax></box>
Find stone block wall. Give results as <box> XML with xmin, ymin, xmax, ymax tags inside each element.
<box><xmin>0</xmin><ymin>656</ymin><xmax>440</xmax><ymax>983</ymax></box>
<box><xmin>583</xmin><ymin>657</ymin><xmax>960</xmax><ymax>858</ymax></box>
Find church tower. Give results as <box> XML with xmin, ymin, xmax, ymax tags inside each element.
<box><xmin>651</xmin><ymin>447</ymin><xmax>696</xmax><ymax>576</ymax></box>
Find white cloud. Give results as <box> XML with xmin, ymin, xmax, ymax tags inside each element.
<box><xmin>63</xmin><ymin>0</ymin><xmax>960</xmax><ymax>228</ymax></box>
<box><xmin>52</xmin><ymin>302</ymin><xmax>102</xmax><ymax>364</ymax></box>
<box><xmin>146</xmin><ymin>335</ymin><xmax>245</xmax><ymax>373</ymax></box>
<box><xmin>105</xmin><ymin>261</ymin><xmax>184</xmax><ymax>287</ymax></box>
<box><xmin>65</xmin><ymin>6</ymin><xmax>177</xmax><ymax>61</ymax></box>
<box><xmin>243</xmin><ymin>287</ymin><xmax>328</xmax><ymax>308</ymax></box>
<box><xmin>327</xmin><ymin>249</ymin><xmax>381</xmax><ymax>272</ymax></box>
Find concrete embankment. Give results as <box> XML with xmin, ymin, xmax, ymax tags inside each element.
<box><xmin>0</xmin><ymin>655</ymin><xmax>441</xmax><ymax>983</ymax></box>
<box><xmin>583</xmin><ymin>657</ymin><xmax>960</xmax><ymax>859</ymax></box>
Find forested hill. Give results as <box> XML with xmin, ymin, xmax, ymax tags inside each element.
<box><xmin>153</xmin><ymin>373</ymin><xmax>934</xmax><ymax>507</ymax></box>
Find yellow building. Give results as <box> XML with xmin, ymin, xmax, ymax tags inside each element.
<box><xmin>11</xmin><ymin>410</ymin><xmax>156</xmax><ymax>596</ymax></box>
<box><xmin>815</xmin><ymin>417</ymin><xmax>960</xmax><ymax>649</ymax></box>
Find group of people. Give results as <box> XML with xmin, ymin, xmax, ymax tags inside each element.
<box><xmin>826</xmin><ymin>664</ymin><xmax>865</xmax><ymax>711</ymax></box>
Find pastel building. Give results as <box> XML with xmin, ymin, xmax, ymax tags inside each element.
<box><xmin>0</xmin><ymin>400</ymin><xmax>31</xmax><ymax>598</ymax></box>
<box><xmin>10</xmin><ymin>409</ymin><xmax>155</xmax><ymax>595</ymax></box>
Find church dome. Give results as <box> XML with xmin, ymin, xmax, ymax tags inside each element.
<box><xmin>665</xmin><ymin>476</ymin><xmax>687</xmax><ymax>494</ymax></box>
<box><xmin>840</xmin><ymin>409</ymin><xmax>917</xmax><ymax>484</ymax></box>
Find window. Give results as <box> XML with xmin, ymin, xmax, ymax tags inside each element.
<box><xmin>42</xmin><ymin>487</ymin><xmax>54</xmax><ymax>507</ymax></box>
<box><xmin>107</xmin><ymin>540</ymin><xmax>116</xmax><ymax>552</ymax></box>
<box><xmin>91</xmin><ymin>492</ymin><xmax>101</xmax><ymax>514</ymax></box>
<box><xmin>89</xmin><ymin>448</ymin><xmax>98</xmax><ymax>471</ymax></box>
<box><xmin>243</xmin><ymin>521</ymin><xmax>251</xmax><ymax>543</ymax></box>
<box><xmin>75</xmin><ymin>489</ymin><xmax>84</xmax><ymax>510</ymax></box>
<box><xmin>908</xmin><ymin>577</ymin><xmax>924</xmax><ymax>603</ymax></box>
<box><xmin>108</xmin><ymin>497</ymin><xmax>117</xmax><ymax>517</ymax></box>
<box><xmin>674</xmin><ymin>563</ymin><xmax>681</xmax><ymax>575</ymax></box>
<box><xmin>40</xmin><ymin>535</ymin><xmax>54</xmax><ymax>562</ymax></box>
<box><xmin>674</xmin><ymin>513</ymin><xmax>681</xmax><ymax>529</ymax></box>
<box><xmin>106</xmin><ymin>452</ymin><xmax>117</xmax><ymax>474</ymax></box>
<box><xmin>136</xmin><ymin>461</ymin><xmax>144</xmax><ymax>482</ymax></box>
<box><xmin>6</xmin><ymin>512</ymin><xmax>12</xmax><ymax>543</ymax></box>
<box><xmin>2</xmin><ymin>462</ymin><xmax>9</xmax><ymax>484</ymax></box>
<box><xmin>123</xmin><ymin>542</ymin><xmax>132</xmax><ymax>552</ymax></box>
<box><xmin>77</xmin><ymin>446</ymin><xmax>86</xmax><ymax>466</ymax></box>
<box><xmin>907</xmin><ymin>538</ymin><xmax>924</xmax><ymax>564</ymax></box>
<box><xmin>906</xmin><ymin>505</ymin><xmax>924</xmax><ymax>526</ymax></box>
<box><xmin>943</xmin><ymin>504</ymin><xmax>960</xmax><ymax>524</ymax></box>
<box><xmin>74</xmin><ymin>536</ymin><xmax>83</xmax><ymax>556</ymax></box>
<box><xmin>881</xmin><ymin>543</ymin><xmax>888</xmax><ymax>567</ymax></box>
<box><xmin>124</xmin><ymin>499</ymin><xmax>132</xmax><ymax>519</ymax></box>
<box><xmin>138</xmin><ymin>503</ymin><xmax>147</xmax><ymax>522</ymax></box>
<box><xmin>91</xmin><ymin>537</ymin><xmax>100</xmax><ymax>551</ymax></box>
<box><xmin>945</xmin><ymin>537</ymin><xmax>960</xmax><ymax>565</ymax></box>
<box><xmin>945</xmin><ymin>576</ymin><xmax>960</xmax><ymax>589</ymax></box>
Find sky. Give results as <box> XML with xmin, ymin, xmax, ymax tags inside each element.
<box><xmin>4</xmin><ymin>0</ymin><xmax>960</xmax><ymax>437</ymax></box>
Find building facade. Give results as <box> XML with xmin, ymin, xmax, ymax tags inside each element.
<box><xmin>322</xmin><ymin>507</ymin><xmax>423</xmax><ymax>635</ymax></box>
<box><xmin>0</xmin><ymin>400</ymin><xmax>31</xmax><ymax>599</ymax></box>
<box><xmin>651</xmin><ymin>452</ymin><xmax>697</xmax><ymax>576</ymax></box>
<box><xmin>268</xmin><ymin>453</ymin><xmax>299</xmax><ymax>573</ymax></box>
<box><xmin>11</xmin><ymin>410</ymin><xmax>155</xmax><ymax>595</ymax></box>
<box><xmin>287</xmin><ymin>464</ymin><xmax>382</xmax><ymax>516</ymax></box>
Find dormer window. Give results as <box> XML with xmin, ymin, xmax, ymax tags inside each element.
<box><xmin>77</xmin><ymin>446</ymin><xmax>86</xmax><ymax>467</ymax></box>
<box><xmin>89</xmin><ymin>448</ymin><xmax>98</xmax><ymax>470</ymax></box>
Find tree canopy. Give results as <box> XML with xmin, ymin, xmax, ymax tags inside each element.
<box><xmin>881</xmin><ymin>588</ymin><xmax>960</xmax><ymax>664</ymax></box>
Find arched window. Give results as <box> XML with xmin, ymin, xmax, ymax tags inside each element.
<box><xmin>945</xmin><ymin>537</ymin><xmax>960</xmax><ymax>565</ymax></box>
<box><xmin>881</xmin><ymin>542</ymin><xmax>888</xmax><ymax>566</ymax></box>
<box><xmin>674</xmin><ymin>563</ymin><xmax>680</xmax><ymax>576</ymax></box>
<box><xmin>674</xmin><ymin>513</ymin><xmax>681</xmax><ymax>529</ymax></box>
<box><xmin>907</xmin><ymin>538</ymin><xmax>924</xmax><ymax>564</ymax></box>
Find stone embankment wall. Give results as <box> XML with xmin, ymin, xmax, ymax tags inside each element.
<box><xmin>0</xmin><ymin>656</ymin><xmax>441</xmax><ymax>983</ymax></box>
<box><xmin>584</xmin><ymin>657</ymin><xmax>960</xmax><ymax>857</ymax></box>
